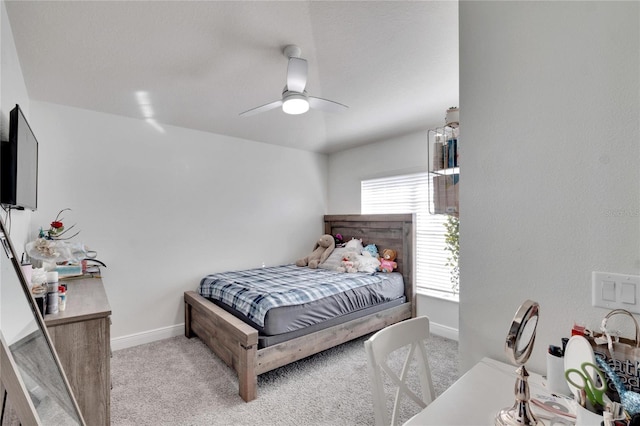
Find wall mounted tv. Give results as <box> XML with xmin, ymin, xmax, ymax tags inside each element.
<box><xmin>1</xmin><ymin>104</ymin><xmax>38</xmax><ymax>211</ymax></box>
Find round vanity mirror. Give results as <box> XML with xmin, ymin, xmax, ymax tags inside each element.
<box><xmin>505</xmin><ymin>300</ymin><xmax>539</xmax><ymax>365</ymax></box>
<box><xmin>496</xmin><ymin>300</ymin><xmax>542</xmax><ymax>426</ymax></box>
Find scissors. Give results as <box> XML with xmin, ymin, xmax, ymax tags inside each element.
<box><xmin>564</xmin><ymin>362</ymin><xmax>607</xmax><ymax>407</ymax></box>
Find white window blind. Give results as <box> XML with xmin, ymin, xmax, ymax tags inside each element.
<box><xmin>361</xmin><ymin>172</ymin><xmax>457</xmax><ymax>296</ymax></box>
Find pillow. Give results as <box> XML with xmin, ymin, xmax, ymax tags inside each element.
<box><xmin>318</xmin><ymin>247</ymin><xmax>350</xmax><ymax>270</ymax></box>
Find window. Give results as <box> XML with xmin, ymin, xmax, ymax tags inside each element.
<box><xmin>361</xmin><ymin>172</ymin><xmax>458</xmax><ymax>297</ymax></box>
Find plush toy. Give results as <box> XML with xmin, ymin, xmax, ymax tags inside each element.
<box><xmin>296</xmin><ymin>234</ymin><xmax>335</xmax><ymax>269</ymax></box>
<box><xmin>334</xmin><ymin>233</ymin><xmax>344</xmax><ymax>246</ymax></box>
<box><xmin>337</xmin><ymin>252</ymin><xmax>360</xmax><ymax>273</ymax></box>
<box><xmin>379</xmin><ymin>249</ymin><xmax>397</xmax><ymax>273</ymax></box>
<box><xmin>344</xmin><ymin>238</ymin><xmax>363</xmax><ymax>253</ymax></box>
<box><xmin>363</xmin><ymin>244</ymin><xmax>379</xmax><ymax>259</ymax></box>
<box><xmin>357</xmin><ymin>253</ymin><xmax>381</xmax><ymax>273</ymax></box>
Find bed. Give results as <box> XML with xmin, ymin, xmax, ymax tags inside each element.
<box><xmin>184</xmin><ymin>214</ymin><xmax>416</xmax><ymax>402</ymax></box>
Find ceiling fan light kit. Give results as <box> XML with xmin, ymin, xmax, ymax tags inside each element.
<box><xmin>282</xmin><ymin>92</ymin><xmax>309</xmax><ymax>115</ymax></box>
<box><xmin>240</xmin><ymin>44</ymin><xmax>348</xmax><ymax>117</ymax></box>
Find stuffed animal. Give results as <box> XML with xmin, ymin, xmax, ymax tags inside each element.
<box><xmin>296</xmin><ymin>234</ymin><xmax>335</xmax><ymax>269</ymax></box>
<box><xmin>337</xmin><ymin>252</ymin><xmax>360</xmax><ymax>273</ymax></box>
<box><xmin>379</xmin><ymin>249</ymin><xmax>397</xmax><ymax>273</ymax></box>
<box><xmin>344</xmin><ymin>238</ymin><xmax>363</xmax><ymax>253</ymax></box>
<box><xmin>357</xmin><ymin>253</ymin><xmax>381</xmax><ymax>273</ymax></box>
<box><xmin>363</xmin><ymin>244</ymin><xmax>379</xmax><ymax>259</ymax></box>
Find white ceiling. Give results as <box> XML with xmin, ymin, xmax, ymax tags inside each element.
<box><xmin>5</xmin><ymin>1</ymin><xmax>459</xmax><ymax>154</ymax></box>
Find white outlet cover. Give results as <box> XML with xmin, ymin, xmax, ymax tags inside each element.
<box><xmin>592</xmin><ymin>271</ymin><xmax>640</xmax><ymax>313</ymax></box>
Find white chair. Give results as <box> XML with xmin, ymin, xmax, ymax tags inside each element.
<box><xmin>364</xmin><ymin>316</ymin><xmax>436</xmax><ymax>426</ymax></box>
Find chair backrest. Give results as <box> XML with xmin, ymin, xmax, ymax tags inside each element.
<box><xmin>364</xmin><ymin>316</ymin><xmax>435</xmax><ymax>426</ymax></box>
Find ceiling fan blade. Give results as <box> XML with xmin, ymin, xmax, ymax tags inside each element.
<box><xmin>239</xmin><ymin>100</ymin><xmax>283</xmax><ymax>117</ymax></box>
<box><xmin>308</xmin><ymin>96</ymin><xmax>349</xmax><ymax>114</ymax></box>
<box><xmin>287</xmin><ymin>58</ymin><xmax>308</xmax><ymax>93</ymax></box>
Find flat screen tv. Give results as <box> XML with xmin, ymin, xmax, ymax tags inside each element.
<box><xmin>1</xmin><ymin>104</ymin><xmax>38</xmax><ymax>211</ymax></box>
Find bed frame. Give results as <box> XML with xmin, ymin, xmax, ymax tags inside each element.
<box><xmin>183</xmin><ymin>214</ymin><xmax>416</xmax><ymax>402</ymax></box>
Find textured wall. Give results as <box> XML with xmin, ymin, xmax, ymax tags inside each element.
<box><xmin>30</xmin><ymin>102</ymin><xmax>329</xmax><ymax>339</ymax></box>
<box><xmin>1</xmin><ymin>0</ymin><xmax>34</xmax><ymax>332</ymax></box>
<box><xmin>459</xmin><ymin>1</ymin><xmax>640</xmax><ymax>374</ymax></box>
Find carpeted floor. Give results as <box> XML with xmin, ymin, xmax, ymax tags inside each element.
<box><xmin>111</xmin><ymin>333</ymin><xmax>459</xmax><ymax>426</ymax></box>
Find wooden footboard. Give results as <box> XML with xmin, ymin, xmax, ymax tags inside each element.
<box><xmin>184</xmin><ymin>291</ymin><xmax>259</xmax><ymax>401</ymax></box>
<box><xmin>184</xmin><ymin>213</ymin><xmax>416</xmax><ymax>402</ymax></box>
<box><xmin>185</xmin><ymin>290</ymin><xmax>411</xmax><ymax>401</ymax></box>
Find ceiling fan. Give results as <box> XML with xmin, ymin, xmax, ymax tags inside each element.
<box><xmin>239</xmin><ymin>45</ymin><xmax>348</xmax><ymax>117</ymax></box>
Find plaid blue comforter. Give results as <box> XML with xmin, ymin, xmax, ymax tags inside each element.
<box><xmin>198</xmin><ymin>264</ymin><xmax>383</xmax><ymax>327</ymax></box>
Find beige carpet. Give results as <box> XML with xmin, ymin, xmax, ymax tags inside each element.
<box><xmin>111</xmin><ymin>333</ymin><xmax>459</xmax><ymax>426</ymax></box>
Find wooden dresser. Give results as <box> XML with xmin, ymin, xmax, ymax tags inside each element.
<box><xmin>44</xmin><ymin>276</ymin><xmax>111</xmax><ymax>426</ymax></box>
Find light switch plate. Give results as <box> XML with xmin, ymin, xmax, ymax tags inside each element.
<box><xmin>592</xmin><ymin>271</ymin><xmax>640</xmax><ymax>312</ymax></box>
<box><xmin>602</xmin><ymin>280</ymin><xmax>616</xmax><ymax>302</ymax></box>
<box><xmin>621</xmin><ymin>283</ymin><xmax>636</xmax><ymax>304</ymax></box>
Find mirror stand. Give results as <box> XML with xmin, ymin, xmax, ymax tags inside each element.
<box><xmin>0</xmin><ymin>217</ymin><xmax>85</xmax><ymax>425</ymax></box>
<box><xmin>495</xmin><ymin>300</ymin><xmax>542</xmax><ymax>426</ymax></box>
<box><xmin>495</xmin><ymin>365</ymin><xmax>539</xmax><ymax>425</ymax></box>
<box><xmin>1</xmin><ymin>331</ymin><xmax>40</xmax><ymax>425</ymax></box>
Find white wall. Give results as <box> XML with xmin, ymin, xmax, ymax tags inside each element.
<box><xmin>0</xmin><ymin>0</ymin><xmax>32</xmax><ymax>249</ymax></box>
<box><xmin>416</xmin><ymin>295</ymin><xmax>458</xmax><ymax>341</ymax></box>
<box><xmin>327</xmin><ymin>130</ymin><xmax>460</xmax><ymax>339</ymax></box>
<box><xmin>0</xmin><ymin>0</ymin><xmax>34</xmax><ymax>332</ymax></box>
<box><xmin>328</xmin><ymin>131</ymin><xmax>429</xmax><ymax>214</ymax></box>
<box><xmin>459</xmin><ymin>1</ymin><xmax>640</xmax><ymax>374</ymax></box>
<box><xmin>30</xmin><ymin>102</ymin><xmax>328</xmax><ymax>343</ymax></box>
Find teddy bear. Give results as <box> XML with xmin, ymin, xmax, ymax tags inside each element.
<box><xmin>337</xmin><ymin>251</ymin><xmax>360</xmax><ymax>273</ymax></box>
<box><xmin>379</xmin><ymin>248</ymin><xmax>397</xmax><ymax>273</ymax></box>
<box><xmin>296</xmin><ymin>234</ymin><xmax>335</xmax><ymax>269</ymax></box>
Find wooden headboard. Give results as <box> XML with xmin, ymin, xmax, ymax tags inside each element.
<box><xmin>324</xmin><ymin>214</ymin><xmax>416</xmax><ymax>316</ymax></box>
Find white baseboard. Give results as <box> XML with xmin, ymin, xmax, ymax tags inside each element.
<box><xmin>111</xmin><ymin>323</ymin><xmax>184</xmax><ymax>351</ymax></box>
<box><xmin>430</xmin><ymin>322</ymin><xmax>459</xmax><ymax>342</ymax></box>
<box><xmin>111</xmin><ymin>320</ymin><xmax>458</xmax><ymax>351</ymax></box>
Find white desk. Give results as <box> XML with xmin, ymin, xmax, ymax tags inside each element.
<box><xmin>404</xmin><ymin>358</ymin><xmax>576</xmax><ymax>425</ymax></box>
